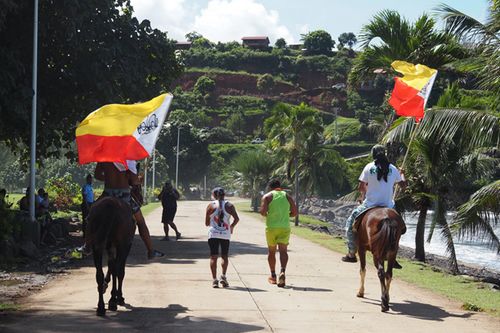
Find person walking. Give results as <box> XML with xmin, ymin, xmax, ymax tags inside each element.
<box><xmin>158</xmin><ymin>181</ymin><xmax>181</xmax><ymax>241</ymax></box>
<box><xmin>205</xmin><ymin>187</ymin><xmax>239</xmax><ymax>288</ymax></box>
<box><xmin>341</xmin><ymin>144</ymin><xmax>406</xmax><ymax>266</ymax></box>
<box><xmin>81</xmin><ymin>174</ymin><xmax>94</xmax><ymax>236</ymax></box>
<box><xmin>260</xmin><ymin>179</ymin><xmax>297</xmax><ymax>288</ymax></box>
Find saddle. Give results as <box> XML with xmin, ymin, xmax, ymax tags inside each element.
<box><xmin>352</xmin><ymin>206</ymin><xmax>384</xmax><ymax>233</ymax></box>
<box><xmin>352</xmin><ymin>206</ymin><xmax>407</xmax><ymax>234</ymax></box>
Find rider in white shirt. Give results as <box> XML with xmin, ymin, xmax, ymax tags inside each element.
<box><xmin>342</xmin><ymin>145</ymin><xmax>406</xmax><ymax>263</ymax></box>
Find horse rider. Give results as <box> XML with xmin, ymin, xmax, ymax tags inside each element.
<box><xmin>94</xmin><ymin>161</ymin><xmax>164</xmax><ymax>259</ymax></box>
<box><xmin>342</xmin><ymin>145</ymin><xmax>406</xmax><ymax>266</ymax></box>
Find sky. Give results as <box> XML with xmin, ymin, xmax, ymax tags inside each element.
<box><xmin>129</xmin><ymin>0</ymin><xmax>489</xmax><ymax>44</ymax></box>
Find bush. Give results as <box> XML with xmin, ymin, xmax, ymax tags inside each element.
<box><xmin>45</xmin><ymin>174</ymin><xmax>81</xmax><ymax>211</ymax></box>
<box><xmin>257</xmin><ymin>74</ymin><xmax>275</xmax><ymax>91</ymax></box>
<box><xmin>193</xmin><ymin>75</ymin><xmax>216</xmax><ymax>96</ymax></box>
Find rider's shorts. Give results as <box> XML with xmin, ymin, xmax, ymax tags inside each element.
<box><xmin>102</xmin><ymin>188</ymin><xmax>140</xmax><ymax>214</ymax></box>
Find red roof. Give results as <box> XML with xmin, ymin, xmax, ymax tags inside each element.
<box><xmin>241</xmin><ymin>36</ymin><xmax>269</xmax><ymax>41</ymax></box>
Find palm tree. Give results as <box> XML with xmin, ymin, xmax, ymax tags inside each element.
<box><xmin>349</xmin><ymin>10</ymin><xmax>464</xmax><ymax>84</ymax></box>
<box><xmin>233</xmin><ymin>150</ymin><xmax>276</xmax><ymax>212</ymax></box>
<box><xmin>265</xmin><ymin>103</ymin><xmax>323</xmax><ymax>225</ymax></box>
<box><xmin>452</xmin><ymin>180</ymin><xmax>500</xmax><ymax>253</ymax></box>
<box><xmin>436</xmin><ymin>1</ymin><xmax>499</xmax><ymax>107</ymax></box>
<box><xmin>384</xmin><ymin>109</ymin><xmax>499</xmax><ymax>272</ymax></box>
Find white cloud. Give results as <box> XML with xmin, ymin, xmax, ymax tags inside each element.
<box><xmin>130</xmin><ymin>0</ymin><xmax>295</xmax><ymax>44</ymax></box>
<box><xmin>130</xmin><ymin>0</ymin><xmax>191</xmax><ymax>41</ymax></box>
<box><xmin>193</xmin><ymin>0</ymin><xmax>294</xmax><ymax>43</ymax></box>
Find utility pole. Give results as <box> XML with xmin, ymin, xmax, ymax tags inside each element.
<box><xmin>30</xmin><ymin>0</ymin><xmax>39</xmax><ymax>245</ymax></box>
<box><xmin>294</xmin><ymin>156</ymin><xmax>299</xmax><ymax>226</ymax></box>
<box><xmin>175</xmin><ymin>126</ymin><xmax>180</xmax><ymax>188</ymax></box>
<box><xmin>152</xmin><ymin>149</ymin><xmax>156</xmax><ymax>192</ymax></box>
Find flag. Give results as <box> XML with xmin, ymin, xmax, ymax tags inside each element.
<box><xmin>76</xmin><ymin>93</ymin><xmax>173</xmax><ymax>165</ymax></box>
<box><xmin>389</xmin><ymin>61</ymin><xmax>437</xmax><ymax>122</ymax></box>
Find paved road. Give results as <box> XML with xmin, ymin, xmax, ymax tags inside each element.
<box><xmin>1</xmin><ymin>200</ymin><xmax>499</xmax><ymax>332</ymax></box>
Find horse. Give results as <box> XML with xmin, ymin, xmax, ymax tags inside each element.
<box><xmin>86</xmin><ymin>196</ymin><xmax>136</xmax><ymax>316</ymax></box>
<box><xmin>354</xmin><ymin>207</ymin><xmax>406</xmax><ymax>312</ymax></box>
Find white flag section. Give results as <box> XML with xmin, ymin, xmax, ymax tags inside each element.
<box><xmin>133</xmin><ymin>93</ymin><xmax>173</xmax><ymax>156</ymax></box>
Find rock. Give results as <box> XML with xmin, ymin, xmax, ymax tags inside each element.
<box><xmin>320</xmin><ymin>209</ymin><xmax>336</xmax><ymax>221</ymax></box>
<box><xmin>20</xmin><ymin>241</ymin><xmax>39</xmax><ymax>259</ymax></box>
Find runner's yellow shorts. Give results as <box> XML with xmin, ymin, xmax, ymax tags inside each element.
<box><xmin>266</xmin><ymin>228</ymin><xmax>291</xmax><ymax>246</ymax></box>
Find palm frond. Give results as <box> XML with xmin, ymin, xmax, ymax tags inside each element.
<box><xmin>452</xmin><ymin>180</ymin><xmax>500</xmax><ymax>252</ymax></box>
<box><xmin>435</xmin><ymin>3</ymin><xmax>489</xmax><ymax>43</ymax></box>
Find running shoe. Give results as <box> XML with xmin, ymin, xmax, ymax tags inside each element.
<box><xmin>220</xmin><ymin>275</ymin><xmax>229</xmax><ymax>288</ymax></box>
<box><xmin>277</xmin><ymin>272</ymin><xmax>286</xmax><ymax>288</ymax></box>
<box><xmin>176</xmin><ymin>232</ymin><xmax>181</xmax><ymax>240</ymax></box>
<box><xmin>212</xmin><ymin>279</ymin><xmax>219</xmax><ymax>288</ymax></box>
<box><xmin>268</xmin><ymin>276</ymin><xmax>277</xmax><ymax>284</ymax></box>
<box><xmin>148</xmin><ymin>249</ymin><xmax>165</xmax><ymax>259</ymax></box>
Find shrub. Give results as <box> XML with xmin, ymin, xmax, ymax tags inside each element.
<box><xmin>45</xmin><ymin>174</ymin><xmax>80</xmax><ymax>211</ymax></box>
<box><xmin>257</xmin><ymin>74</ymin><xmax>275</xmax><ymax>91</ymax></box>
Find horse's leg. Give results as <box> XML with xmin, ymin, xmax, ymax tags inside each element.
<box><xmin>103</xmin><ymin>269</ymin><xmax>111</xmax><ymax>293</ymax></box>
<box><xmin>92</xmin><ymin>247</ymin><xmax>106</xmax><ymax>316</ymax></box>
<box><xmin>374</xmin><ymin>256</ymin><xmax>389</xmax><ymax>312</ymax></box>
<box><xmin>107</xmin><ymin>255</ymin><xmax>118</xmax><ymax>311</ymax></box>
<box><xmin>115</xmin><ymin>242</ymin><xmax>131</xmax><ymax>306</ymax></box>
<box><xmin>357</xmin><ymin>247</ymin><xmax>366</xmax><ymax>298</ymax></box>
<box><xmin>384</xmin><ymin>251</ymin><xmax>397</xmax><ymax>310</ymax></box>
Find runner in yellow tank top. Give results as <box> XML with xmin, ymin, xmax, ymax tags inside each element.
<box><xmin>260</xmin><ymin>179</ymin><xmax>297</xmax><ymax>288</ymax></box>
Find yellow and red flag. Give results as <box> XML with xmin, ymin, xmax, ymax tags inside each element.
<box><xmin>389</xmin><ymin>61</ymin><xmax>437</xmax><ymax>122</ymax></box>
<box><xmin>76</xmin><ymin>93</ymin><xmax>173</xmax><ymax>165</ymax></box>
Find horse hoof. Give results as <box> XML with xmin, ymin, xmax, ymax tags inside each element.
<box><xmin>356</xmin><ymin>292</ymin><xmax>364</xmax><ymax>298</ymax></box>
<box><xmin>117</xmin><ymin>297</ymin><xmax>125</xmax><ymax>306</ymax></box>
<box><xmin>108</xmin><ymin>301</ymin><xmax>117</xmax><ymax>311</ymax></box>
<box><xmin>96</xmin><ymin>308</ymin><xmax>106</xmax><ymax>316</ymax></box>
<box><xmin>381</xmin><ymin>305</ymin><xmax>389</xmax><ymax>312</ymax></box>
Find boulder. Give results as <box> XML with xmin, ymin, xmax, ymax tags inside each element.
<box><xmin>20</xmin><ymin>241</ymin><xmax>39</xmax><ymax>259</ymax></box>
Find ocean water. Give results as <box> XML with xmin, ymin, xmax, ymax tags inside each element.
<box><xmin>400</xmin><ymin>212</ymin><xmax>500</xmax><ymax>272</ymax></box>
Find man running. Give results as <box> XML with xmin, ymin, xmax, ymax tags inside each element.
<box><xmin>94</xmin><ymin>161</ymin><xmax>164</xmax><ymax>259</ymax></box>
<box><xmin>205</xmin><ymin>187</ymin><xmax>239</xmax><ymax>288</ymax></box>
<box><xmin>260</xmin><ymin>179</ymin><xmax>297</xmax><ymax>288</ymax></box>
<box><xmin>342</xmin><ymin>144</ymin><xmax>406</xmax><ymax>266</ymax></box>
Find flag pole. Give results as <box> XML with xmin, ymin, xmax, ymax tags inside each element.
<box><xmin>394</xmin><ymin>119</ymin><xmax>419</xmax><ymax>199</ymax></box>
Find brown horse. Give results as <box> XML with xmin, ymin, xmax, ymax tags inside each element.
<box><xmin>86</xmin><ymin>196</ymin><xmax>136</xmax><ymax>316</ymax></box>
<box><xmin>355</xmin><ymin>207</ymin><xmax>406</xmax><ymax>312</ymax></box>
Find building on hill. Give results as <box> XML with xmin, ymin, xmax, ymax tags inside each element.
<box><xmin>288</xmin><ymin>43</ymin><xmax>303</xmax><ymax>50</ymax></box>
<box><xmin>242</xmin><ymin>36</ymin><xmax>270</xmax><ymax>50</ymax></box>
<box><xmin>175</xmin><ymin>41</ymin><xmax>192</xmax><ymax>50</ymax></box>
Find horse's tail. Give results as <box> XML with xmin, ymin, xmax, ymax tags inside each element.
<box><xmin>372</xmin><ymin>218</ymin><xmax>400</xmax><ymax>259</ymax></box>
<box><xmin>87</xmin><ymin>198</ymin><xmax>120</xmax><ymax>250</ymax></box>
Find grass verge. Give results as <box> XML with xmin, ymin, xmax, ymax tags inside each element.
<box><xmin>0</xmin><ymin>303</ymin><xmax>19</xmax><ymax>312</ymax></box>
<box><xmin>142</xmin><ymin>202</ymin><xmax>161</xmax><ymax>216</ymax></box>
<box><xmin>234</xmin><ymin>201</ymin><xmax>500</xmax><ymax>317</ymax></box>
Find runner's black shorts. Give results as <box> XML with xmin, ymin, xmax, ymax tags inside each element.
<box><xmin>208</xmin><ymin>238</ymin><xmax>230</xmax><ymax>256</ymax></box>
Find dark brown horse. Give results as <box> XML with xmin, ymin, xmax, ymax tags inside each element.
<box><xmin>355</xmin><ymin>207</ymin><xmax>406</xmax><ymax>312</ymax></box>
<box><xmin>86</xmin><ymin>196</ymin><xmax>136</xmax><ymax>316</ymax></box>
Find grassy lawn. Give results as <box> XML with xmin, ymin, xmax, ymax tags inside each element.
<box><xmin>142</xmin><ymin>202</ymin><xmax>161</xmax><ymax>216</ymax></box>
<box><xmin>234</xmin><ymin>201</ymin><xmax>500</xmax><ymax>317</ymax></box>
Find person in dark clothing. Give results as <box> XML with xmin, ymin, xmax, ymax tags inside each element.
<box><xmin>158</xmin><ymin>181</ymin><xmax>181</xmax><ymax>241</ymax></box>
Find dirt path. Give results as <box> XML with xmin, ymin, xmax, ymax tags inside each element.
<box><xmin>1</xmin><ymin>200</ymin><xmax>499</xmax><ymax>332</ymax></box>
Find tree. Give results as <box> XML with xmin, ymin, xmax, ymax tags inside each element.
<box><xmin>233</xmin><ymin>151</ymin><xmax>275</xmax><ymax>211</ymax></box>
<box><xmin>225</xmin><ymin>109</ymin><xmax>246</xmax><ymax>143</ymax></box>
<box><xmin>257</xmin><ymin>74</ymin><xmax>275</xmax><ymax>92</ymax></box>
<box><xmin>452</xmin><ymin>180</ymin><xmax>500</xmax><ymax>253</ymax></box>
<box><xmin>193</xmin><ymin>75</ymin><xmax>216</xmax><ymax>96</ymax></box>
<box><xmin>185</xmin><ymin>31</ymin><xmax>203</xmax><ymax>42</ymax></box>
<box><xmin>436</xmin><ymin>1</ymin><xmax>500</xmax><ymax>108</ymax></box>
<box><xmin>384</xmin><ymin>109</ymin><xmax>499</xmax><ymax>271</ymax></box>
<box><xmin>265</xmin><ymin>103</ymin><xmax>323</xmax><ymax>224</ymax></box>
<box><xmin>301</xmin><ymin>30</ymin><xmax>335</xmax><ymax>56</ymax></box>
<box><xmin>0</xmin><ymin>0</ymin><xmax>183</xmax><ymax>161</ymax></box>
<box><xmin>275</xmin><ymin>38</ymin><xmax>287</xmax><ymax>49</ymax></box>
<box><xmin>191</xmin><ymin>37</ymin><xmax>214</xmax><ymax>49</ymax></box>
<box><xmin>156</xmin><ymin>124</ymin><xmax>211</xmax><ymax>191</ymax></box>
<box><xmin>338</xmin><ymin>32</ymin><xmax>357</xmax><ymax>49</ymax></box>
<box><xmin>349</xmin><ymin>10</ymin><xmax>464</xmax><ymax>84</ymax></box>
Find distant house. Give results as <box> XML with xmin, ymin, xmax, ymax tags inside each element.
<box><xmin>288</xmin><ymin>43</ymin><xmax>303</xmax><ymax>50</ymax></box>
<box><xmin>175</xmin><ymin>41</ymin><xmax>192</xmax><ymax>50</ymax></box>
<box><xmin>241</xmin><ymin>36</ymin><xmax>270</xmax><ymax>50</ymax></box>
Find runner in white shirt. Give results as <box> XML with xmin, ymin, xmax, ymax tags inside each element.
<box><xmin>205</xmin><ymin>187</ymin><xmax>239</xmax><ymax>288</ymax></box>
<box><xmin>341</xmin><ymin>145</ymin><xmax>406</xmax><ymax>263</ymax></box>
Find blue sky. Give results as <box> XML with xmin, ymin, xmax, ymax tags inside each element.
<box><xmin>130</xmin><ymin>0</ymin><xmax>489</xmax><ymax>44</ymax></box>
